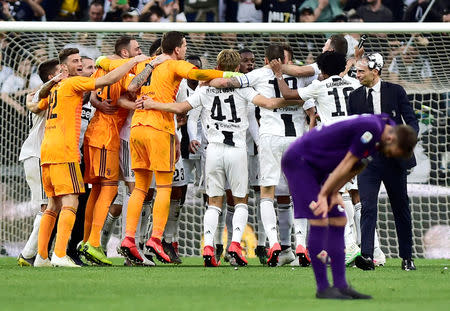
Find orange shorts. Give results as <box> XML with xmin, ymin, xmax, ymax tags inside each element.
<box><xmin>130</xmin><ymin>125</ymin><xmax>175</xmax><ymax>172</ymax></box>
<box><xmin>41</xmin><ymin>162</ymin><xmax>85</xmax><ymax>197</ymax></box>
<box><xmin>83</xmin><ymin>145</ymin><xmax>119</xmax><ymax>184</ymax></box>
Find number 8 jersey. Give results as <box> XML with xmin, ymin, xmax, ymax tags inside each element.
<box><xmin>186</xmin><ymin>86</ymin><xmax>259</xmax><ymax>148</ymax></box>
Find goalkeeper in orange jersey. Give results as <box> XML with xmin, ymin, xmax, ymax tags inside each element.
<box><xmin>28</xmin><ymin>48</ymin><xmax>149</xmax><ymax>267</ymax></box>
<box><xmin>98</xmin><ymin>31</ymin><xmax>241</xmax><ymax>264</ymax></box>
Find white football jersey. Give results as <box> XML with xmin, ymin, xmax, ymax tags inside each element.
<box><xmin>79</xmin><ymin>101</ymin><xmax>96</xmax><ymax>149</ymax></box>
<box><xmin>19</xmin><ymin>109</ymin><xmax>47</xmax><ymax>161</ymax></box>
<box><xmin>242</xmin><ymin>67</ymin><xmax>311</xmax><ymax>137</ymax></box>
<box><xmin>187</xmin><ymin>86</ymin><xmax>258</xmax><ymax>148</ymax></box>
<box><xmin>297</xmin><ymin>74</ymin><xmax>360</xmax><ymax>125</ymax></box>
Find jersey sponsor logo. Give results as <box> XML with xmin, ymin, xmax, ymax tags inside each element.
<box><xmin>360</xmin><ymin>131</ymin><xmax>373</xmax><ymax>144</ymax></box>
<box><xmin>337</xmin><ymin>205</ymin><xmax>345</xmax><ymax>212</ymax></box>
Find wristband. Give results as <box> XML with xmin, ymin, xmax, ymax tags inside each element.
<box><xmin>223</xmin><ymin>71</ymin><xmax>243</xmax><ymax>78</ymax></box>
<box><xmin>146</xmin><ymin>62</ymin><xmax>155</xmax><ymax>70</ymax></box>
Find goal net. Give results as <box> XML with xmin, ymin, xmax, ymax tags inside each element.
<box><xmin>0</xmin><ymin>22</ymin><xmax>449</xmax><ymax>259</ymax></box>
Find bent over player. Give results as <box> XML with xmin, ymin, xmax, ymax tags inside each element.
<box><xmin>281</xmin><ymin>114</ymin><xmax>417</xmax><ymax>299</ymax></box>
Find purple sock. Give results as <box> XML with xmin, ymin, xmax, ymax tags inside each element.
<box><xmin>308</xmin><ymin>225</ymin><xmax>329</xmax><ymax>292</ymax></box>
<box><xmin>327</xmin><ymin>225</ymin><xmax>348</xmax><ymax>289</ymax></box>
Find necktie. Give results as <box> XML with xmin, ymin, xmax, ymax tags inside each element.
<box><xmin>366</xmin><ymin>88</ymin><xmax>374</xmax><ymax>113</ymax></box>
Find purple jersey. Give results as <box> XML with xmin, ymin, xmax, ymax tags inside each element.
<box><xmin>285</xmin><ymin>114</ymin><xmax>395</xmax><ymax>175</ymax></box>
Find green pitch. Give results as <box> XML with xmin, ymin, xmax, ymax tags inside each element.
<box><xmin>1</xmin><ymin>258</ymin><xmax>449</xmax><ymax>311</ymax></box>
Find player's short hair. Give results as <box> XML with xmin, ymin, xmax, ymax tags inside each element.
<box><xmin>239</xmin><ymin>48</ymin><xmax>253</xmax><ymax>55</ymax></box>
<box><xmin>186</xmin><ymin>55</ymin><xmax>202</xmax><ymax>68</ymax></box>
<box><xmin>316</xmin><ymin>51</ymin><xmax>346</xmax><ymax>76</ymax></box>
<box><xmin>115</xmin><ymin>35</ymin><xmax>135</xmax><ymax>56</ymax></box>
<box><xmin>90</xmin><ymin>0</ymin><xmax>104</xmax><ymax>8</ymax></box>
<box><xmin>81</xmin><ymin>56</ymin><xmax>93</xmax><ymax>61</ymax></box>
<box><xmin>265</xmin><ymin>44</ymin><xmax>285</xmax><ymax>62</ymax></box>
<box><xmin>329</xmin><ymin>34</ymin><xmax>348</xmax><ymax>56</ymax></box>
<box><xmin>149</xmin><ymin>38</ymin><xmax>162</xmax><ymax>56</ymax></box>
<box><xmin>59</xmin><ymin>48</ymin><xmax>79</xmax><ymax>64</ymax></box>
<box><xmin>395</xmin><ymin>125</ymin><xmax>417</xmax><ymax>159</ymax></box>
<box><xmin>161</xmin><ymin>31</ymin><xmax>185</xmax><ymax>54</ymax></box>
<box><xmin>282</xmin><ymin>44</ymin><xmax>294</xmax><ymax>61</ymax></box>
<box><xmin>38</xmin><ymin>58</ymin><xmax>59</xmax><ymax>83</ymax></box>
<box><xmin>217</xmin><ymin>49</ymin><xmax>240</xmax><ymax>71</ymax></box>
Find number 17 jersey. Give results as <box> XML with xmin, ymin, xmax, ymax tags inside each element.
<box><xmin>186</xmin><ymin>86</ymin><xmax>259</xmax><ymax>148</ymax></box>
<box><xmin>242</xmin><ymin>67</ymin><xmax>309</xmax><ymax>138</ymax></box>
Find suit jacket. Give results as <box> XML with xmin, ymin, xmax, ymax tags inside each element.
<box><xmin>347</xmin><ymin>81</ymin><xmax>419</xmax><ymax>169</ymax></box>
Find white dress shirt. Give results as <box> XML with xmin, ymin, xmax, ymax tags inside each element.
<box><xmin>367</xmin><ymin>79</ymin><xmax>381</xmax><ymax>114</ymax></box>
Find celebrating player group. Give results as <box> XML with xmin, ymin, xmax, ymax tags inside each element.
<box><xmin>20</xmin><ymin>31</ymin><xmax>417</xmax><ymax>300</ymax></box>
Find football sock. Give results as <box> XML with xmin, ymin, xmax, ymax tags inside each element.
<box><xmin>88</xmin><ymin>183</ymin><xmax>118</xmax><ymax>247</ymax></box>
<box><xmin>231</xmin><ymin>203</ymin><xmax>248</xmax><ymax>243</ymax></box>
<box><xmin>121</xmin><ymin>188</ymin><xmax>131</xmax><ymax>239</ymax></box>
<box><xmin>354</xmin><ymin>202</ymin><xmax>362</xmax><ymax>245</ymax></box>
<box><xmin>22</xmin><ymin>211</ymin><xmax>42</xmax><ymax>258</ymax></box>
<box><xmin>151</xmin><ymin>186</ymin><xmax>172</xmax><ymax>240</ymax></box>
<box><xmin>278</xmin><ymin>203</ymin><xmax>293</xmax><ymax>247</ymax></box>
<box><xmin>294</xmin><ymin>218</ymin><xmax>308</xmax><ymax>248</ymax></box>
<box><xmin>101</xmin><ymin>212</ymin><xmax>119</xmax><ymax>251</ymax></box>
<box><xmin>163</xmin><ymin>199</ymin><xmax>181</xmax><ymax>243</ymax></box>
<box><xmin>139</xmin><ymin>200</ymin><xmax>152</xmax><ymax>244</ymax></box>
<box><xmin>225</xmin><ymin>204</ymin><xmax>234</xmax><ymax>248</ymax></box>
<box><xmin>308</xmin><ymin>225</ymin><xmax>330</xmax><ymax>292</ymax></box>
<box><xmin>214</xmin><ymin>205</ymin><xmax>226</xmax><ymax>246</ymax></box>
<box><xmin>68</xmin><ymin>188</ymin><xmax>88</xmax><ymax>253</ymax></box>
<box><xmin>256</xmin><ymin>195</ymin><xmax>267</xmax><ymax>246</ymax></box>
<box><xmin>374</xmin><ymin>229</ymin><xmax>380</xmax><ymax>248</ymax></box>
<box><xmin>343</xmin><ymin>194</ymin><xmax>356</xmax><ymax>247</ymax></box>
<box><xmin>126</xmin><ymin>169</ymin><xmax>152</xmax><ymax>238</ymax></box>
<box><xmin>260</xmin><ymin>198</ymin><xmax>278</xmax><ymax>247</ymax></box>
<box><xmin>37</xmin><ymin>210</ymin><xmax>57</xmax><ymax>259</ymax></box>
<box><xmin>54</xmin><ymin>206</ymin><xmax>77</xmax><ymax>258</ymax></box>
<box><xmin>203</xmin><ymin>205</ymin><xmax>221</xmax><ymax>247</ymax></box>
<box><xmin>327</xmin><ymin>225</ymin><xmax>348</xmax><ymax>289</ymax></box>
<box><xmin>150</xmin><ymin>171</ymin><xmax>173</xmax><ymax>240</ymax></box>
<box><xmin>83</xmin><ymin>183</ymin><xmax>101</xmax><ymax>243</ymax></box>
<box><xmin>125</xmin><ymin>188</ymin><xmax>146</xmax><ymax>238</ymax></box>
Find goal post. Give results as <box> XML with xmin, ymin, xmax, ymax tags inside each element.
<box><xmin>0</xmin><ymin>22</ymin><xmax>449</xmax><ymax>259</ymax></box>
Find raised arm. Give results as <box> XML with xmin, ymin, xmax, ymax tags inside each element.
<box><xmin>127</xmin><ymin>54</ymin><xmax>171</xmax><ymax>93</ymax></box>
<box><xmin>95</xmin><ymin>55</ymin><xmax>149</xmax><ymax>89</ymax></box>
<box><xmin>252</xmin><ymin>95</ymin><xmax>303</xmax><ymax>109</ymax></box>
<box><xmin>141</xmin><ymin>96</ymin><xmax>193</xmax><ymax>114</ymax></box>
<box><xmin>270</xmin><ymin>59</ymin><xmax>302</xmax><ymax>100</ymax></box>
<box><xmin>281</xmin><ymin>63</ymin><xmax>316</xmax><ymax>78</ymax></box>
<box><xmin>209</xmin><ymin>76</ymin><xmax>242</xmax><ymax>89</ymax></box>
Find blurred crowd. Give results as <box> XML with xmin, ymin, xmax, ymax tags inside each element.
<box><xmin>0</xmin><ymin>0</ymin><xmax>449</xmax><ymax>23</ymax></box>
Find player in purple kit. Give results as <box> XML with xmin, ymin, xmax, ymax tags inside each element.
<box><xmin>281</xmin><ymin>114</ymin><xmax>417</xmax><ymax>299</ymax></box>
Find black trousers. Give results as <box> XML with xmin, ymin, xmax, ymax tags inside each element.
<box><xmin>357</xmin><ymin>156</ymin><xmax>413</xmax><ymax>259</ymax></box>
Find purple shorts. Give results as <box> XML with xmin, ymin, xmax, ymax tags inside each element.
<box><xmin>281</xmin><ymin>151</ymin><xmax>346</xmax><ymax>220</ymax></box>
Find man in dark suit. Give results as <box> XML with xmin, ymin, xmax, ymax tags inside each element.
<box><xmin>347</xmin><ymin>53</ymin><xmax>419</xmax><ymax>271</ymax></box>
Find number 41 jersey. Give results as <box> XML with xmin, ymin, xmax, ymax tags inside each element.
<box><xmin>186</xmin><ymin>86</ymin><xmax>259</xmax><ymax>148</ymax></box>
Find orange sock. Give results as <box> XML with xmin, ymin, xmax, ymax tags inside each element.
<box><xmin>54</xmin><ymin>206</ymin><xmax>76</xmax><ymax>258</ymax></box>
<box><xmin>37</xmin><ymin>210</ymin><xmax>57</xmax><ymax>259</ymax></box>
<box><xmin>83</xmin><ymin>184</ymin><xmax>101</xmax><ymax>243</ymax></box>
<box><xmin>88</xmin><ymin>182</ymin><xmax>118</xmax><ymax>247</ymax></box>
<box><xmin>125</xmin><ymin>169</ymin><xmax>152</xmax><ymax>238</ymax></box>
<box><xmin>151</xmin><ymin>171</ymin><xmax>173</xmax><ymax>239</ymax></box>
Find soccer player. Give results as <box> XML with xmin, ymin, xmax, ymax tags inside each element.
<box><xmin>210</xmin><ymin>44</ymin><xmax>315</xmax><ymax>267</ymax></box>
<box><xmin>80</xmin><ymin>36</ymin><xmax>152</xmax><ymax>266</ymax></box>
<box><xmin>281</xmin><ymin>114</ymin><xmax>417</xmax><ymax>299</ymax></box>
<box><xmin>140</xmin><ymin>49</ymin><xmax>296</xmax><ymax>267</ymax></box>
<box><xmin>30</xmin><ymin>48</ymin><xmax>149</xmax><ymax>267</ymax></box>
<box><xmin>271</xmin><ymin>51</ymin><xmax>374</xmax><ymax>266</ymax></box>
<box><xmin>102</xmin><ymin>31</ymin><xmax>240</xmax><ymax>264</ymax></box>
<box><xmin>18</xmin><ymin>59</ymin><xmax>62</xmax><ymax>266</ymax></box>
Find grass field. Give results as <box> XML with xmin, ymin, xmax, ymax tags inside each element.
<box><xmin>1</xmin><ymin>257</ymin><xmax>449</xmax><ymax>311</ymax></box>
